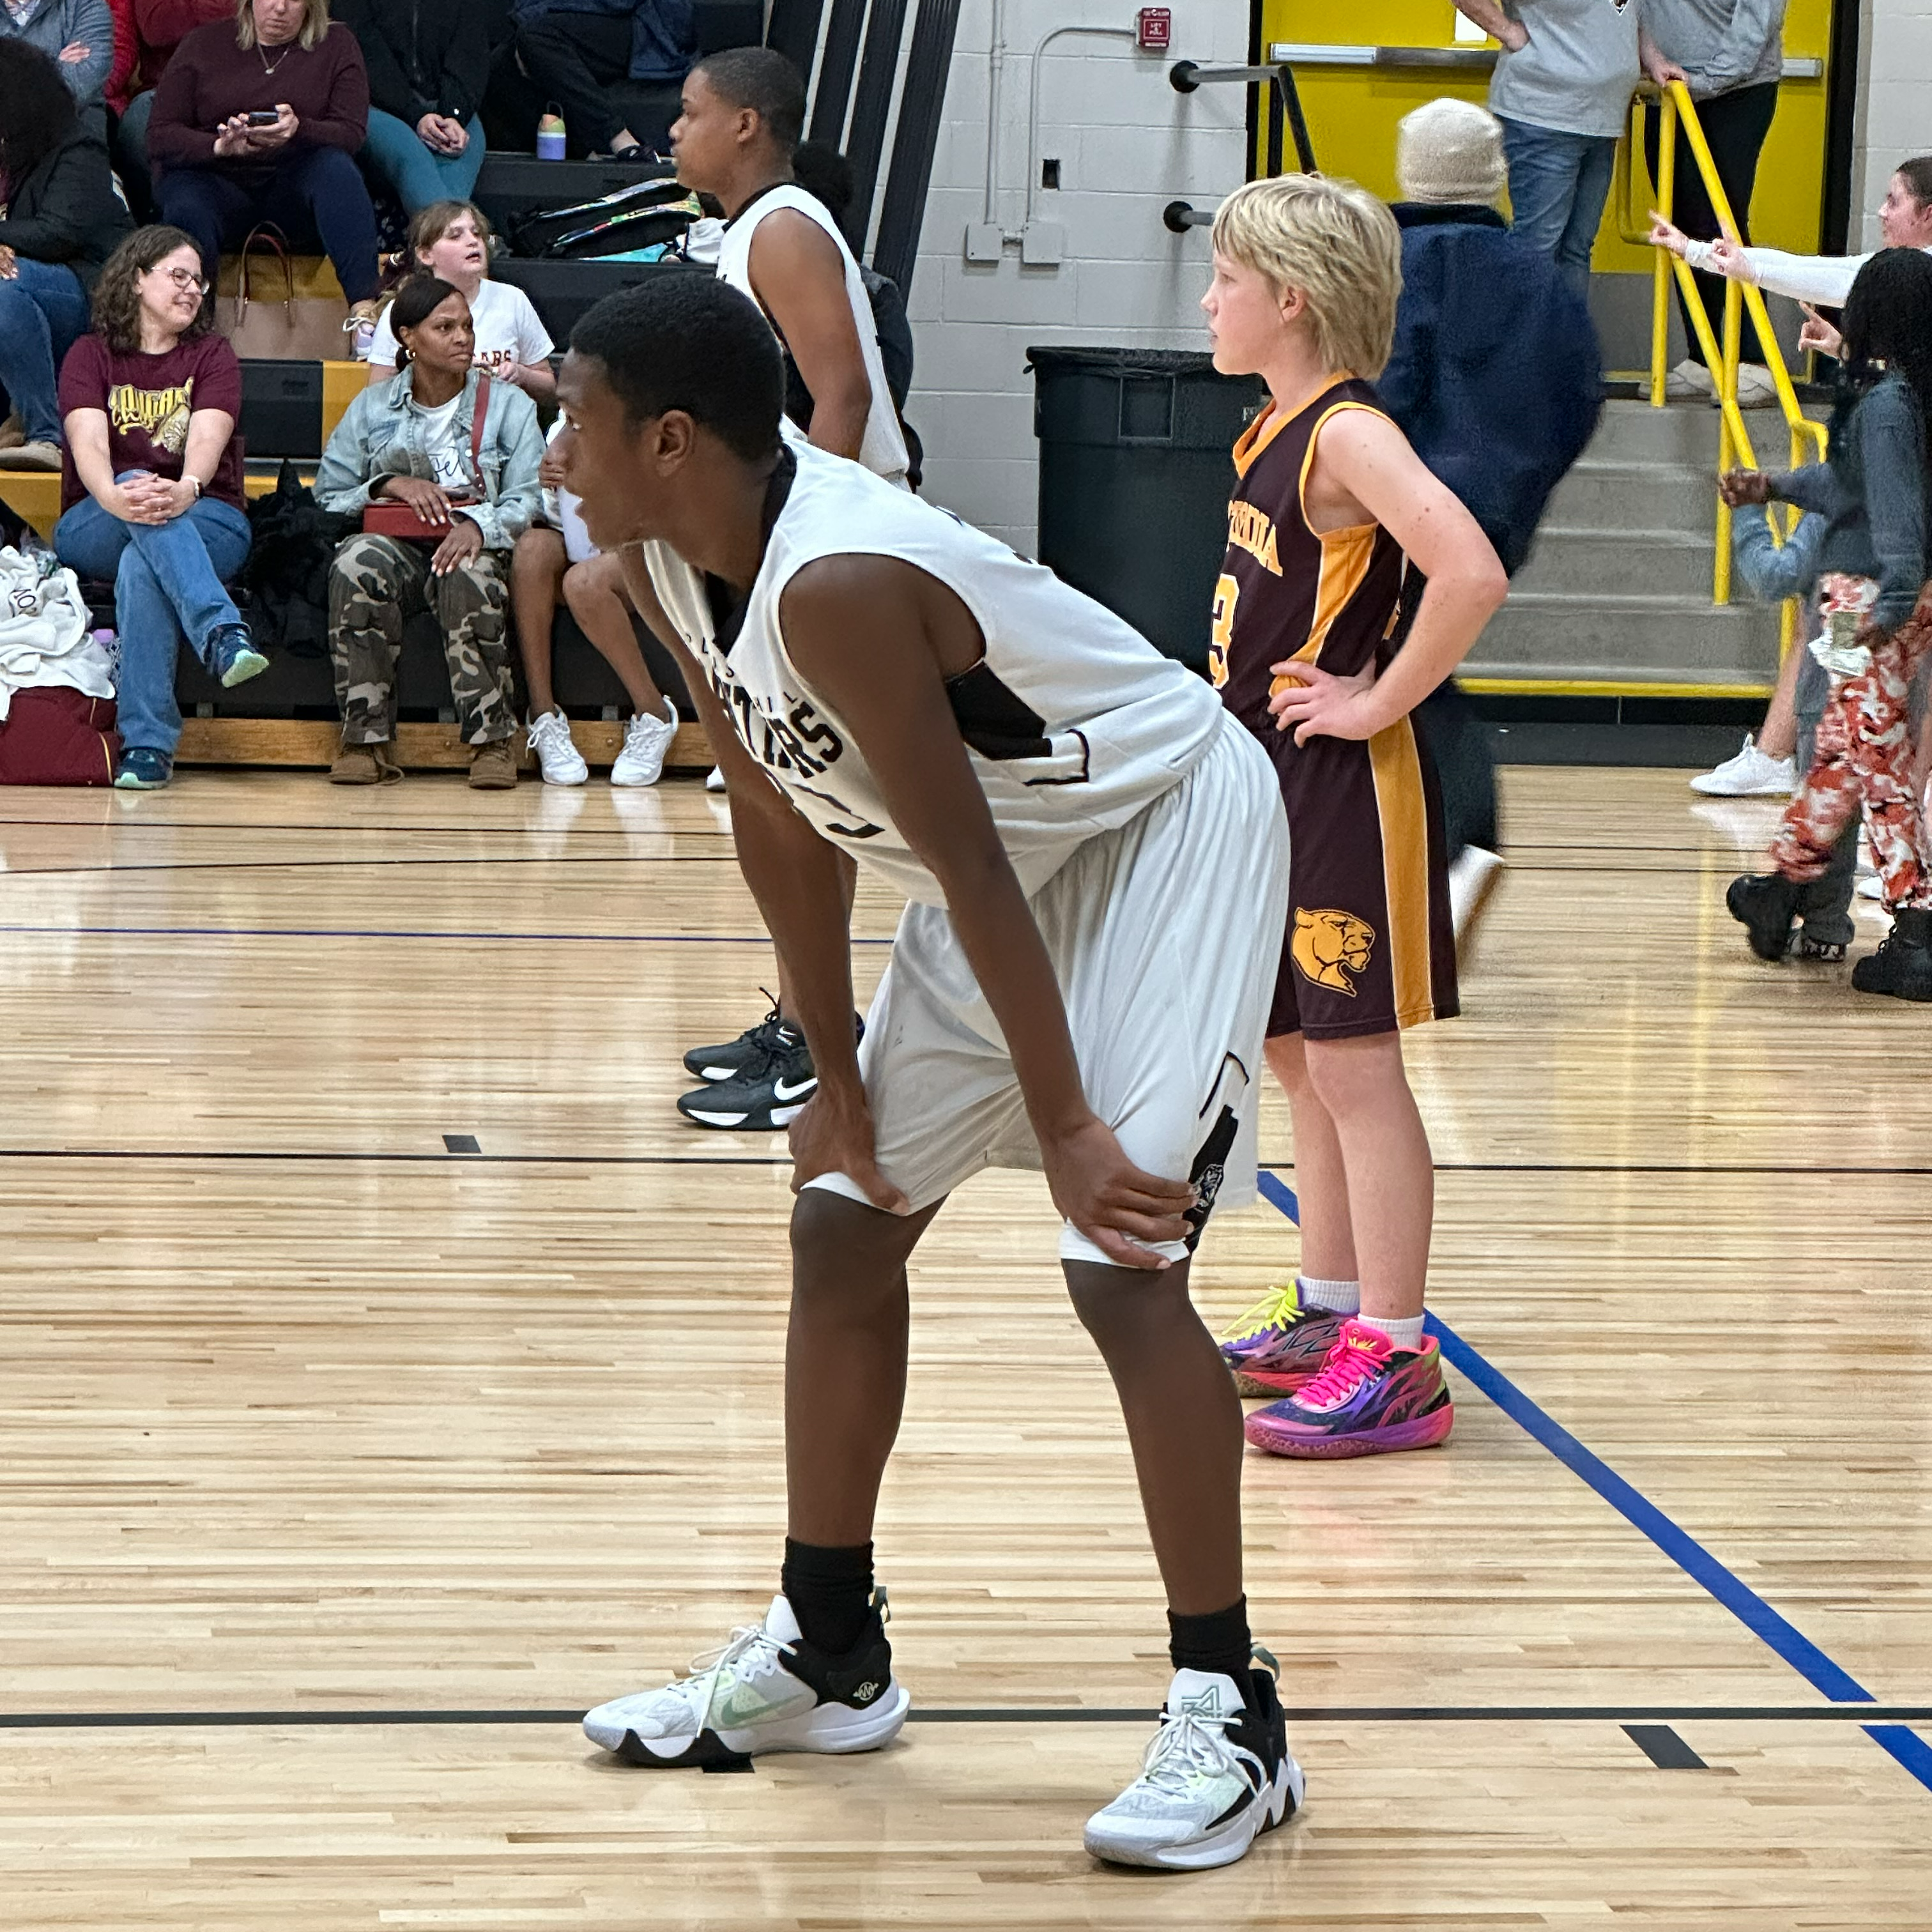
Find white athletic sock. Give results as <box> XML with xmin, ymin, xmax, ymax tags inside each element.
<box><xmin>1296</xmin><ymin>1275</ymin><xmax>1360</xmax><ymax>1315</ymax></box>
<box><xmin>1356</xmin><ymin>1312</ymin><xmax>1426</xmax><ymax>1353</ymax></box>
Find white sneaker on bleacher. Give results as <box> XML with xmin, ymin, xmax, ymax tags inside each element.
<box><xmin>526</xmin><ymin>707</ymin><xmax>588</xmax><ymax>786</ymax></box>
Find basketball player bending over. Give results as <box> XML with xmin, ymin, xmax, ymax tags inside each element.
<box><xmin>558</xmin><ymin>274</ymin><xmax>1298</xmax><ymax>1872</ymax></box>
<box><xmin>1204</xmin><ymin>176</ymin><xmax>1508</xmax><ymax>1455</ymax></box>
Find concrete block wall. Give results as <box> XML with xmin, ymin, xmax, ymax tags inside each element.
<box><xmin>902</xmin><ymin>0</ymin><xmax>1250</xmax><ymax>553</ymax></box>
<box><xmin>1853</xmin><ymin>0</ymin><xmax>1932</xmax><ymax>247</ymax></box>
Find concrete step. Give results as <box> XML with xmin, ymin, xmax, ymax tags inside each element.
<box><xmin>1466</xmin><ymin>590</ymin><xmax>1781</xmax><ymax>687</ymax></box>
<box><xmin>1516</xmin><ymin>525</ymin><xmax>1717</xmax><ymax>599</ymax></box>
<box><xmin>1587</xmin><ymin>397</ymin><xmax>1729</xmax><ymax>465</ymax></box>
<box><xmin>1545</xmin><ymin>459</ymin><xmax>1721</xmax><ymax>529</ymax></box>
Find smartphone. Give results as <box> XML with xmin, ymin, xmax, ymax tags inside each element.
<box><xmin>244</xmin><ymin>109</ymin><xmax>280</xmax><ymax>126</ymax></box>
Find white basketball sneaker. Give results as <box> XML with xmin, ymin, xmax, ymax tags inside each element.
<box><xmin>611</xmin><ymin>698</ymin><xmax>678</xmax><ymax>788</ymax></box>
<box><xmin>1084</xmin><ymin>1655</ymin><xmax>1303</xmax><ymax>1871</ymax></box>
<box><xmin>583</xmin><ymin>1591</ymin><xmax>910</xmax><ymax>1769</ymax></box>
<box><xmin>526</xmin><ymin>707</ymin><xmax>588</xmax><ymax>786</ymax></box>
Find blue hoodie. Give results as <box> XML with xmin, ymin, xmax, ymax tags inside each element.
<box><xmin>1378</xmin><ymin>202</ymin><xmax>1602</xmax><ymax>576</ymax></box>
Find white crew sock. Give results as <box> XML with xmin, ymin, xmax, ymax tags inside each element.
<box><xmin>1356</xmin><ymin>1312</ymin><xmax>1426</xmax><ymax>1353</ymax></box>
<box><xmin>1296</xmin><ymin>1275</ymin><xmax>1360</xmax><ymax>1315</ymax></box>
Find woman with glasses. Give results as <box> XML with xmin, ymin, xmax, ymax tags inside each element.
<box><xmin>53</xmin><ymin>224</ymin><xmax>264</xmax><ymax>790</ymax></box>
<box><xmin>146</xmin><ymin>0</ymin><xmax>384</xmax><ymax>334</ymax></box>
<box><xmin>0</xmin><ymin>40</ymin><xmax>131</xmax><ymax>471</ymax></box>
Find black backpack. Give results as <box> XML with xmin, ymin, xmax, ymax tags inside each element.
<box><xmin>508</xmin><ymin>178</ymin><xmax>702</xmax><ymax>261</ymax></box>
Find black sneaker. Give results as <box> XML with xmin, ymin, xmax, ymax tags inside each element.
<box><xmin>582</xmin><ymin>1591</ymin><xmax>908</xmax><ymax>1768</ymax></box>
<box><xmin>1084</xmin><ymin>1651</ymin><xmax>1305</xmax><ymax>1870</ymax></box>
<box><xmin>682</xmin><ymin>995</ymin><xmax>788</xmax><ymax>1083</ymax></box>
<box><xmin>1851</xmin><ymin>906</ymin><xmax>1932</xmax><ymax>1000</ymax></box>
<box><xmin>1727</xmin><ymin>872</ymin><xmax>1802</xmax><ymax>961</ymax></box>
<box><xmin>682</xmin><ymin>998</ymin><xmax>864</xmax><ymax>1084</ymax></box>
<box><xmin>677</xmin><ymin>1020</ymin><xmax>817</xmax><ymax>1130</ymax></box>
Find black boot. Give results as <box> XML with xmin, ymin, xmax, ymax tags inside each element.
<box><xmin>1726</xmin><ymin>873</ymin><xmax>1802</xmax><ymax>962</ymax></box>
<box><xmin>1851</xmin><ymin>906</ymin><xmax>1932</xmax><ymax>1001</ymax></box>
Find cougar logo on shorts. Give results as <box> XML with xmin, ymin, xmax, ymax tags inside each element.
<box><xmin>1291</xmin><ymin>908</ymin><xmax>1375</xmax><ymax>995</ymax></box>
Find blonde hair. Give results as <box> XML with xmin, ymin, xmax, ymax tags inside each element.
<box><xmin>235</xmin><ymin>0</ymin><xmax>332</xmax><ymax>54</ymax></box>
<box><xmin>1211</xmin><ymin>174</ymin><xmax>1403</xmax><ymax>379</ymax></box>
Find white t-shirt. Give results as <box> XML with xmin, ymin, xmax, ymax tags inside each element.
<box><xmin>418</xmin><ymin>392</ymin><xmax>471</xmax><ymax>494</ymax></box>
<box><xmin>370</xmin><ymin>279</ymin><xmax>556</xmax><ymax>379</ymax></box>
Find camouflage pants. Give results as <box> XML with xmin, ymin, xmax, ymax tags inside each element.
<box><xmin>1771</xmin><ymin>581</ymin><xmax>1932</xmax><ymax>911</ymax></box>
<box><xmin>328</xmin><ymin>534</ymin><xmax>516</xmax><ymax>746</ymax></box>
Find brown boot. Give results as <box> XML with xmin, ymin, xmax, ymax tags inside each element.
<box><xmin>330</xmin><ymin>738</ymin><xmax>402</xmax><ymax>785</ymax></box>
<box><xmin>468</xmin><ymin>737</ymin><xmax>519</xmax><ymax>789</ymax></box>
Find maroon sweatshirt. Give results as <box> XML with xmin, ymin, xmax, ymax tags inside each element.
<box><xmin>146</xmin><ymin>20</ymin><xmax>370</xmax><ymax>176</ymax></box>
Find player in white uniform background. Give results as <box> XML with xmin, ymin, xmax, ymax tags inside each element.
<box><xmin>555</xmin><ymin>273</ymin><xmax>1302</xmax><ymax>1873</ymax></box>
<box><xmin>664</xmin><ymin>45</ymin><xmax>911</xmax><ymax>1134</ymax></box>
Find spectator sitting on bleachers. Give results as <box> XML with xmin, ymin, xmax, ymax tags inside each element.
<box><xmin>0</xmin><ymin>41</ymin><xmax>132</xmax><ymax>471</ymax></box>
<box><xmin>105</xmin><ymin>0</ymin><xmax>230</xmax><ymax>210</ymax></box>
<box><xmin>336</xmin><ymin>0</ymin><xmax>488</xmax><ymax>217</ymax></box>
<box><xmin>316</xmin><ymin>274</ymin><xmax>542</xmax><ymax>790</ymax></box>
<box><xmin>512</xmin><ymin>417</ymin><xmax>677</xmax><ymax>786</ymax></box>
<box><xmin>52</xmin><ymin>223</ymin><xmax>264</xmax><ymax>791</ymax></box>
<box><xmin>507</xmin><ymin>0</ymin><xmax>693</xmax><ymax>161</ymax></box>
<box><xmin>147</xmin><ymin>0</ymin><xmax>385</xmax><ymax>332</ymax></box>
<box><xmin>365</xmin><ymin>200</ymin><xmax>555</xmax><ymax>400</ymax></box>
<box><xmin>0</xmin><ymin>0</ymin><xmax>112</xmax><ymax>138</ymax></box>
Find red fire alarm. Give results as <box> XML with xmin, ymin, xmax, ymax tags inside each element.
<box><xmin>1136</xmin><ymin>6</ymin><xmax>1171</xmax><ymax>50</ymax></box>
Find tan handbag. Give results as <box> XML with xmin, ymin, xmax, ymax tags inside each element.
<box><xmin>224</xmin><ymin>223</ymin><xmax>351</xmax><ymax>362</ymax></box>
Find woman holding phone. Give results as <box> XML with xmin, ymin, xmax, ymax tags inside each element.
<box><xmin>145</xmin><ymin>0</ymin><xmax>383</xmax><ymax>328</ymax></box>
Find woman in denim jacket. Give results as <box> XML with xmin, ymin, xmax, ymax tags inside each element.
<box><xmin>315</xmin><ymin>273</ymin><xmax>543</xmax><ymax>787</ymax></box>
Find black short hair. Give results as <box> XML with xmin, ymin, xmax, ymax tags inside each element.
<box><xmin>693</xmin><ymin>47</ymin><xmax>807</xmax><ymax>155</ymax></box>
<box><xmin>792</xmin><ymin>141</ymin><xmax>855</xmax><ymax>220</ymax></box>
<box><xmin>571</xmin><ymin>272</ymin><xmax>784</xmax><ymax>463</ymax></box>
<box><xmin>386</xmin><ymin>275</ymin><xmax>467</xmax><ymax>351</ymax></box>
<box><xmin>0</xmin><ymin>39</ymin><xmax>75</xmax><ymax>185</ymax></box>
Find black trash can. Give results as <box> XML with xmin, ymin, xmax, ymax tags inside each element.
<box><xmin>1029</xmin><ymin>348</ymin><xmax>1264</xmax><ymax>674</ymax></box>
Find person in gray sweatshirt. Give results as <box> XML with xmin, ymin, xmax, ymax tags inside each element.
<box><xmin>1640</xmin><ymin>0</ymin><xmax>1787</xmax><ymax>402</ymax></box>
<box><xmin>1725</xmin><ymin>248</ymin><xmax>1932</xmax><ymax>1000</ymax></box>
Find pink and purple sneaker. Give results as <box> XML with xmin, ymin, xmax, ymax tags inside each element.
<box><xmin>1216</xmin><ymin>1283</ymin><xmax>1347</xmax><ymax>1397</ymax></box>
<box><xmin>1243</xmin><ymin>1318</ymin><xmax>1454</xmax><ymax>1459</ymax></box>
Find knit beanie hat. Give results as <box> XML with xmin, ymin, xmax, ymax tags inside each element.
<box><xmin>1397</xmin><ymin>97</ymin><xmax>1507</xmax><ymax>205</ymax></box>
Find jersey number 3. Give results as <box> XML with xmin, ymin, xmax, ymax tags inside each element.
<box><xmin>1208</xmin><ymin>574</ymin><xmax>1238</xmax><ymax>689</ymax></box>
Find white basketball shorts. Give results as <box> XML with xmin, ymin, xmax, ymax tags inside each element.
<box><xmin>805</xmin><ymin>710</ymin><xmax>1291</xmax><ymax>1265</ymax></box>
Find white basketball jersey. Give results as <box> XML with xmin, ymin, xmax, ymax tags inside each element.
<box><xmin>641</xmin><ymin>443</ymin><xmax>1225</xmax><ymax>907</ymax></box>
<box><xmin>715</xmin><ymin>184</ymin><xmax>910</xmax><ymax>487</ymax></box>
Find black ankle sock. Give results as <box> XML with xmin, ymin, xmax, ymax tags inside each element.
<box><xmin>781</xmin><ymin>1538</ymin><xmax>875</xmax><ymax>1655</ymax></box>
<box><xmin>1167</xmin><ymin>1596</ymin><xmax>1253</xmax><ymax>1692</ymax></box>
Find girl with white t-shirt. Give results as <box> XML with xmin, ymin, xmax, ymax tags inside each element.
<box><xmin>367</xmin><ymin>200</ymin><xmax>557</xmax><ymax>401</ymax></box>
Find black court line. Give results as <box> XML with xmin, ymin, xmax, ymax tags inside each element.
<box><xmin>6</xmin><ymin>1705</ymin><xmax>1931</xmax><ymax>1732</ymax></box>
<box><xmin>1</xmin><ymin>856</ymin><xmax>743</xmax><ymax>880</ymax></box>
<box><xmin>1264</xmin><ymin>1160</ymin><xmax>1932</xmax><ymax>1178</ymax></box>
<box><xmin>0</xmin><ymin>820</ymin><xmax>737</xmax><ymax>838</ymax></box>
<box><xmin>1624</xmin><ymin>1724</ymin><xmax>1709</xmax><ymax>1768</ymax></box>
<box><xmin>0</xmin><ymin>923</ymin><xmax>891</xmax><ymax>946</ymax></box>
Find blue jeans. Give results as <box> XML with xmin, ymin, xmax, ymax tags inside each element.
<box><xmin>0</xmin><ymin>259</ymin><xmax>89</xmax><ymax>444</ymax></box>
<box><xmin>54</xmin><ymin>478</ymin><xmax>253</xmax><ymax>758</ymax></box>
<box><xmin>362</xmin><ymin>109</ymin><xmax>487</xmax><ymax>214</ymax></box>
<box><xmin>159</xmin><ymin>146</ymin><xmax>381</xmax><ymax>304</ymax></box>
<box><xmin>1497</xmin><ymin>116</ymin><xmax>1618</xmax><ymax>298</ymax></box>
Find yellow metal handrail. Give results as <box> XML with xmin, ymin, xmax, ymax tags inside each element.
<box><xmin>1619</xmin><ymin>82</ymin><xmax>1827</xmax><ymax>629</ymax></box>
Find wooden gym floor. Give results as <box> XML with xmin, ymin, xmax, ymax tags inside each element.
<box><xmin>1</xmin><ymin>765</ymin><xmax>1929</xmax><ymax>1929</ymax></box>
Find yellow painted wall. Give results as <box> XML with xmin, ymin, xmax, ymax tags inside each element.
<box><xmin>1257</xmin><ymin>0</ymin><xmax>1834</xmax><ymax>270</ymax></box>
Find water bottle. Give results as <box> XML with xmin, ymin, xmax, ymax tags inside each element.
<box><xmin>537</xmin><ymin>109</ymin><xmax>566</xmax><ymax>162</ymax></box>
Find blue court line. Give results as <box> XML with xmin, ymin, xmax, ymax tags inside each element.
<box><xmin>0</xmin><ymin>924</ymin><xmax>893</xmax><ymax>947</ymax></box>
<box><xmin>1253</xmin><ymin>1169</ymin><xmax>1932</xmax><ymax>1793</ymax></box>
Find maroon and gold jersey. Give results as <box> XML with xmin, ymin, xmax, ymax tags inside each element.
<box><xmin>1213</xmin><ymin>375</ymin><xmax>1457</xmax><ymax>1043</ymax></box>
<box><xmin>1210</xmin><ymin>376</ymin><xmax>1407</xmax><ymax>738</ymax></box>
